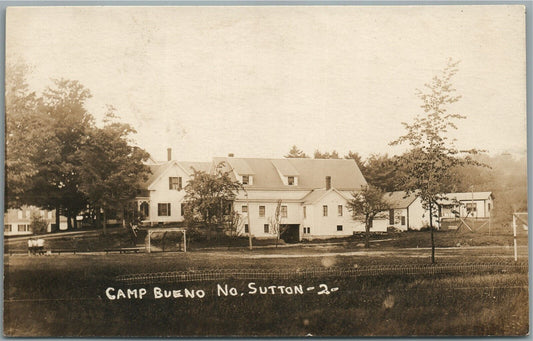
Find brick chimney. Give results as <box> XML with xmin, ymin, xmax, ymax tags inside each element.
<box><xmin>326</xmin><ymin>176</ymin><xmax>331</xmax><ymax>190</ymax></box>
<box><xmin>228</xmin><ymin>153</ymin><xmax>234</xmax><ymax>157</ymax></box>
<box><xmin>167</xmin><ymin>148</ymin><xmax>172</xmax><ymax>161</ymax></box>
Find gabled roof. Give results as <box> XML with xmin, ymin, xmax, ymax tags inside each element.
<box><xmin>384</xmin><ymin>191</ymin><xmax>418</xmax><ymax>209</ymax></box>
<box><xmin>445</xmin><ymin>192</ymin><xmax>493</xmax><ymax>202</ymax></box>
<box><xmin>142</xmin><ymin>162</ymin><xmax>173</xmax><ymax>189</ymax></box>
<box><xmin>141</xmin><ymin>160</ymin><xmax>211</xmax><ymax>189</ymax></box>
<box><xmin>177</xmin><ymin>161</ymin><xmax>212</xmax><ymax>174</ymax></box>
<box><xmin>303</xmin><ymin>188</ymin><xmax>349</xmax><ymax>204</ymax></box>
<box><xmin>220</xmin><ymin>157</ymin><xmax>255</xmax><ymax>175</ymax></box>
<box><xmin>271</xmin><ymin>159</ymin><xmax>300</xmax><ymax>176</ymax></box>
<box><xmin>213</xmin><ymin>157</ymin><xmax>367</xmax><ymax>190</ymax></box>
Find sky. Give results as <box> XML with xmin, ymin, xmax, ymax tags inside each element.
<box><xmin>6</xmin><ymin>5</ymin><xmax>527</xmax><ymax>162</ymax></box>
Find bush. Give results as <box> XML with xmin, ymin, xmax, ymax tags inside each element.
<box><xmin>30</xmin><ymin>214</ymin><xmax>48</xmax><ymax>235</ymax></box>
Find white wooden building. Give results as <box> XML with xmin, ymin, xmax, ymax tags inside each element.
<box><xmin>439</xmin><ymin>192</ymin><xmax>494</xmax><ymax>219</ymax></box>
<box><xmin>137</xmin><ymin>153</ymin><xmax>368</xmax><ymax>241</ymax></box>
<box><xmin>3</xmin><ymin>205</ymin><xmax>68</xmax><ymax>236</ymax></box>
<box><xmin>136</xmin><ymin>150</ymin><xmax>212</xmax><ymax>225</ymax></box>
<box><xmin>373</xmin><ymin>191</ymin><xmax>430</xmax><ymax>231</ymax></box>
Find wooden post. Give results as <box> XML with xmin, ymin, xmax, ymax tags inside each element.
<box><xmin>246</xmin><ymin>193</ymin><xmax>253</xmax><ymax>251</ymax></box>
<box><xmin>513</xmin><ymin>214</ymin><xmax>517</xmax><ymax>262</ymax></box>
<box><xmin>147</xmin><ymin>230</ymin><xmax>151</xmax><ymax>253</ymax></box>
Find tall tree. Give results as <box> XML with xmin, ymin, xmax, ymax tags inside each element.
<box><xmin>78</xmin><ymin>110</ymin><xmax>151</xmax><ymax>234</ymax></box>
<box><xmin>285</xmin><ymin>145</ymin><xmax>309</xmax><ymax>158</ymax></box>
<box><xmin>391</xmin><ymin>59</ymin><xmax>484</xmax><ymax>263</ymax></box>
<box><xmin>344</xmin><ymin>151</ymin><xmax>365</xmax><ymax>171</ymax></box>
<box><xmin>347</xmin><ymin>185</ymin><xmax>390</xmax><ymax>248</ymax></box>
<box><xmin>363</xmin><ymin>154</ymin><xmax>404</xmax><ymax>192</ymax></box>
<box><xmin>314</xmin><ymin>150</ymin><xmax>340</xmax><ymax>159</ymax></box>
<box><xmin>4</xmin><ymin>60</ymin><xmax>45</xmax><ymax>209</ymax></box>
<box><xmin>26</xmin><ymin>79</ymin><xmax>93</xmax><ymax>231</ymax></box>
<box><xmin>183</xmin><ymin>163</ymin><xmax>243</xmax><ymax>240</ymax></box>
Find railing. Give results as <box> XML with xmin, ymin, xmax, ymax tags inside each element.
<box><xmin>115</xmin><ymin>262</ymin><xmax>528</xmax><ymax>285</ymax></box>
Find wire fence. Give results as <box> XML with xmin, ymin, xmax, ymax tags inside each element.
<box><xmin>115</xmin><ymin>261</ymin><xmax>528</xmax><ymax>285</ymax></box>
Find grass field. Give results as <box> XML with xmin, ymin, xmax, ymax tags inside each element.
<box><xmin>4</xmin><ymin>231</ymin><xmax>529</xmax><ymax>337</ymax></box>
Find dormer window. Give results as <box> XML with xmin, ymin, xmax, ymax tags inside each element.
<box><xmin>287</xmin><ymin>176</ymin><xmax>295</xmax><ymax>185</ymax></box>
<box><xmin>242</xmin><ymin>175</ymin><xmax>249</xmax><ymax>185</ymax></box>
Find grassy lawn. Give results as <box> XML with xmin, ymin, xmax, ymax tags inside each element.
<box><xmin>4</xmin><ymin>237</ymin><xmax>529</xmax><ymax>337</ymax></box>
<box><xmin>5</xmin><ymin>225</ymin><xmax>528</xmax><ymax>253</ymax></box>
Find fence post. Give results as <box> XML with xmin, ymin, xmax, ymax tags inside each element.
<box><xmin>147</xmin><ymin>230</ymin><xmax>151</xmax><ymax>253</ymax></box>
<box><xmin>513</xmin><ymin>214</ymin><xmax>517</xmax><ymax>262</ymax></box>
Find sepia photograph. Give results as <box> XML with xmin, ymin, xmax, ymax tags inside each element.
<box><xmin>3</xmin><ymin>4</ymin><xmax>528</xmax><ymax>336</ymax></box>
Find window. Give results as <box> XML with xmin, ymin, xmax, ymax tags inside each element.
<box><xmin>140</xmin><ymin>202</ymin><xmax>150</xmax><ymax>218</ymax></box>
<box><xmin>180</xmin><ymin>203</ymin><xmax>185</xmax><ymax>216</ymax></box>
<box><xmin>303</xmin><ymin>227</ymin><xmax>311</xmax><ymax>234</ymax></box>
<box><xmin>288</xmin><ymin>176</ymin><xmax>295</xmax><ymax>185</ymax></box>
<box><xmin>264</xmin><ymin>224</ymin><xmax>269</xmax><ymax>233</ymax></box>
<box><xmin>281</xmin><ymin>206</ymin><xmax>288</xmax><ymax>218</ymax></box>
<box><xmin>48</xmin><ymin>211</ymin><xmax>53</xmax><ymax>219</ymax></box>
<box><xmin>401</xmin><ymin>216</ymin><xmax>406</xmax><ymax>226</ymax></box>
<box><xmin>466</xmin><ymin>203</ymin><xmax>477</xmax><ymax>214</ymax></box>
<box><xmin>5</xmin><ymin>224</ymin><xmax>12</xmax><ymax>232</ymax></box>
<box><xmin>259</xmin><ymin>206</ymin><xmax>265</xmax><ymax>217</ymax></box>
<box><xmin>303</xmin><ymin>206</ymin><xmax>307</xmax><ymax>219</ymax></box>
<box><xmin>169</xmin><ymin>177</ymin><xmax>182</xmax><ymax>190</ymax></box>
<box><xmin>242</xmin><ymin>205</ymin><xmax>248</xmax><ymax>213</ymax></box>
<box><xmin>337</xmin><ymin>225</ymin><xmax>343</xmax><ymax>231</ymax></box>
<box><xmin>242</xmin><ymin>175</ymin><xmax>249</xmax><ymax>185</ymax></box>
<box><xmin>389</xmin><ymin>209</ymin><xmax>395</xmax><ymax>225</ymax></box>
<box><xmin>224</xmin><ymin>202</ymin><xmax>232</xmax><ymax>215</ymax></box>
<box><xmin>40</xmin><ymin>210</ymin><xmax>45</xmax><ymax>217</ymax></box>
<box><xmin>158</xmin><ymin>203</ymin><xmax>171</xmax><ymax>216</ymax></box>
<box><xmin>323</xmin><ymin>205</ymin><xmax>328</xmax><ymax>217</ymax></box>
<box><xmin>338</xmin><ymin>205</ymin><xmax>343</xmax><ymax>216</ymax></box>
<box><xmin>244</xmin><ymin>224</ymin><xmax>249</xmax><ymax>233</ymax></box>
<box><xmin>18</xmin><ymin>224</ymin><xmax>30</xmax><ymax>232</ymax></box>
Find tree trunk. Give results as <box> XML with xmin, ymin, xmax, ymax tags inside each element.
<box><xmin>102</xmin><ymin>209</ymin><xmax>107</xmax><ymax>235</ymax></box>
<box><xmin>95</xmin><ymin>207</ymin><xmax>102</xmax><ymax>229</ymax></box>
<box><xmin>67</xmin><ymin>213</ymin><xmax>73</xmax><ymax>230</ymax></box>
<box><xmin>364</xmin><ymin>216</ymin><xmax>370</xmax><ymax>248</ymax></box>
<box><xmin>74</xmin><ymin>216</ymin><xmax>78</xmax><ymax>229</ymax></box>
<box><xmin>365</xmin><ymin>224</ymin><xmax>370</xmax><ymax>248</ymax></box>
<box><xmin>54</xmin><ymin>206</ymin><xmax>60</xmax><ymax>233</ymax></box>
<box><xmin>429</xmin><ymin>203</ymin><xmax>435</xmax><ymax>264</ymax></box>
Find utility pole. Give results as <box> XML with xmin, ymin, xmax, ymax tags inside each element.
<box><xmin>512</xmin><ymin>213</ymin><xmax>517</xmax><ymax>262</ymax></box>
<box><xmin>245</xmin><ymin>192</ymin><xmax>253</xmax><ymax>251</ymax></box>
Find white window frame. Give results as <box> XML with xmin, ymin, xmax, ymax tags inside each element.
<box><xmin>281</xmin><ymin>206</ymin><xmax>288</xmax><ymax>218</ymax></box>
<box><xmin>158</xmin><ymin>203</ymin><xmax>171</xmax><ymax>216</ymax></box>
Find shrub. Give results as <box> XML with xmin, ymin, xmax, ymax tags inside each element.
<box><xmin>30</xmin><ymin>214</ymin><xmax>48</xmax><ymax>235</ymax></box>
